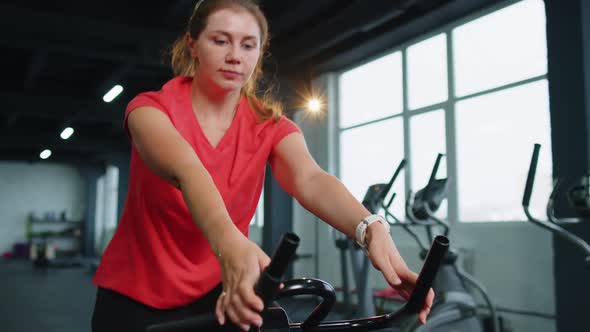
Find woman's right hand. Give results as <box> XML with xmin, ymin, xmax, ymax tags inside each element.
<box><xmin>215</xmin><ymin>236</ymin><xmax>271</xmax><ymax>331</ymax></box>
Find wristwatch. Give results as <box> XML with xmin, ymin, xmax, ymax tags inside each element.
<box><xmin>355</xmin><ymin>214</ymin><xmax>390</xmax><ymax>254</ymax></box>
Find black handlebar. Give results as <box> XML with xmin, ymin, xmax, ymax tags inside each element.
<box><xmin>146</xmin><ymin>233</ymin><xmax>449</xmax><ymax>332</ymax></box>
<box><xmin>523</xmin><ymin>143</ymin><xmax>541</xmax><ymax>207</ymax></box>
<box><xmin>256</xmin><ymin>232</ymin><xmax>300</xmax><ymax>307</ymax></box>
<box><xmin>404</xmin><ymin>235</ymin><xmax>449</xmax><ymax>312</ymax></box>
<box><xmin>287</xmin><ymin>235</ymin><xmax>449</xmax><ymax>331</ymax></box>
<box><xmin>145</xmin><ymin>233</ymin><xmax>300</xmax><ymax>332</ymax></box>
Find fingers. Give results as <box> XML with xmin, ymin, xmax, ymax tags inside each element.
<box><xmin>224</xmin><ymin>301</ymin><xmax>251</xmax><ymax>331</ymax></box>
<box><xmin>426</xmin><ymin>288</ymin><xmax>435</xmax><ymax>308</ymax></box>
<box><xmin>225</xmin><ymin>292</ymin><xmax>262</xmax><ymax>331</ymax></box>
<box><xmin>396</xmin><ymin>288</ymin><xmax>413</xmax><ymax>300</ymax></box>
<box><xmin>258</xmin><ymin>252</ymin><xmax>271</xmax><ymax>271</ymax></box>
<box><xmin>218</xmin><ymin>241</ymin><xmax>271</xmax><ymax>331</ymax></box>
<box><xmin>219</xmin><ymin>288</ymin><xmax>263</xmax><ymax>331</ymax></box>
<box><xmin>372</xmin><ymin>251</ymin><xmax>402</xmax><ymax>287</ymax></box>
<box><xmin>418</xmin><ymin>289</ymin><xmax>435</xmax><ymax>324</ymax></box>
<box><xmin>419</xmin><ymin>307</ymin><xmax>431</xmax><ymax>325</ymax></box>
<box><xmin>238</xmin><ymin>281</ymin><xmax>264</xmax><ymax>312</ymax></box>
<box><xmin>221</xmin><ymin>268</ymin><xmax>265</xmax><ymax>330</ymax></box>
<box><xmin>369</xmin><ymin>230</ymin><xmax>408</xmax><ymax>287</ymax></box>
<box><xmin>215</xmin><ymin>292</ymin><xmax>226</xmax><ymax>325</ymax></box>
<box><xmin>382</xmin><ymin>250</ymin><xmax>435</xmax><ymax>326</ymax></box>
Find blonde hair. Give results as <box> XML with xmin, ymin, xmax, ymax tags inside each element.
<box><xmin>169</xmin><ymin>0</ymin><xmax>282</xmax><ymax>121</ymax></box>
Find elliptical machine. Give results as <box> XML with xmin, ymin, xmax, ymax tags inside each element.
<box><xmin>363</xmin><ymin>154</ymin><xmax>507</xmax><ymax>332</ymax></box>
<box><xmin>522</xmin><ymin>143</ymin><xmax>590</xmax><ymax>266</ymax></box>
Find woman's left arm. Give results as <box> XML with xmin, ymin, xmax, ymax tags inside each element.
<box><xmin>270</xmin><ymin>133</ymin><xmax>434</xmax><ymax>324</ymax></box>
<box><xmin>270</xmin><ymin>133</ymin><xmax>371</xmax><ymax>239</ymax></box>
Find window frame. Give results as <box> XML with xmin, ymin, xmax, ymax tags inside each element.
<box><xmin>335</xmin><ymin>0</ymin><xmax>549</xmax><ymax>224</ymax></box>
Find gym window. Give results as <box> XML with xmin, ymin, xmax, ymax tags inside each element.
<box><xmin>337</xmin><ymin>0</ymin><xmax>552</xmax><ymax>223</ymax></box>
<box><xmin>251</xmin><ymin>187</ymin><xmax>265</xmax><ymax>227</ymax></box>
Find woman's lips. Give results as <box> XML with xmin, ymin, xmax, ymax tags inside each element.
<box><xmin>219</xmin><ymin>70</ymin><xmax>242</xmax><ymax>80</ymax></box>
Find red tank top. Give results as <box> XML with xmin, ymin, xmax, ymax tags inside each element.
<box><xmin>92</xmin><ymin>76</ymin><xmax>300</xmax><ymax>308</ymax></box>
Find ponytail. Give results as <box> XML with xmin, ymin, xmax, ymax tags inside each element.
<box><xmin>170</xmin><ymin>35</ymin><xmax>195</xmax><ymax>77</ymax></box>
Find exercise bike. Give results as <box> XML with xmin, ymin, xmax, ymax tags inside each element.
<box><xmin>362</xmin><ymin>154</ymin><xmax>509</xmax><ymax>332</ymax></box>
<box><xmin>145</xmin><ymin>231</ymin><xmax>450</xmax><ymax>332</ymax></box>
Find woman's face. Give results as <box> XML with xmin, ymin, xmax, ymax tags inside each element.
<box><xmin>188</xmin><ymin>8</ymin><xmax>262</xmax><ymax>93</ymax></box>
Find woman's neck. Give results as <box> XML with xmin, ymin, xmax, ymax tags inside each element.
<box><xmin>190</xmin><ymin>76</ymin><xmax>241</xmax><ymax>121</ymax></box>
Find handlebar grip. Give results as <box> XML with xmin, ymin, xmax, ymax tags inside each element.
<box><xmin>382</xmin><ymin>159</ymin><xmax>407</xmax><ymax>200</ymax></box>
<box><xmin>428</xmin><ymin>154</ymin><xmax>445</xmax><ymax>186</ymax></box>
<box><xmin>255</xmin><ymin>232</ymin><xmax>300</xmax><ymax>307</ymax></box>
<box><xmin>386</xmin><ymin>193</ymin><xmax>397</xmax><ymax>209</ymax></box>
<box><xmin>523</xmin><ymin>144</ymin><xmax>541</xmax><ymax>207</ymax></box>
<box><xmin>405</xmin><ymin>235</ymin><xmax>449</xmax><ymax>313</ymax></box>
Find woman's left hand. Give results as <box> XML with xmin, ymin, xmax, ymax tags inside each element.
<box><xmin>365</xmin><ymin>222</ymin><xmax>435</xmax><ymax>325</ymax></box>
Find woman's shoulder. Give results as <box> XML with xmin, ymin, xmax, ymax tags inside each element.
<box><xmin>127</xmin><ymin>76</ymin><xmax>191</xmax><ymax>112</ymax></box>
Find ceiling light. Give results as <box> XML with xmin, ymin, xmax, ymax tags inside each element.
<box><xmin>60</xmin><ymin>127</ymin><xmax>74</xmax><ymax>140</ymax></box>
<box><xmin>40</xmin><ymin>149</ymin><xmax>52</xmax><ymax>160</ymax></box>
<box><xmin>103</xmin><ymin>85</ymin><xmax>124</xmax><ymax>103</ymax></box>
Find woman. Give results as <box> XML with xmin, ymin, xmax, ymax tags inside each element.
<box><xmin>91</xmin><ymin>1</ymin><xmax>434</xmax><ymax>331</ymax></box>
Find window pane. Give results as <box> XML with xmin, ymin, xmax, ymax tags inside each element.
<box><xmin>453</xmin><ymin>0</ymin><xmax>547</xmax><ymax>97</ymax></box>
<box><xmin>339</xmin><ymin>52</ymin><xmax>403</xmax><ymax>128</ymax></box>
<box><xmin>250</xmin><ymin>188</ymin><xmax>264</xmax><ymax>227</ymax></box>
<box><xmin>408</xmin><ymin>34</ymin><xmax>448</xmax><ymax>110</ymax></box>
<box><xmin>340</xmin><ymin>118</ymin><xmax>405</xmax><ymax>217</ymax></box>
<box><xmin>456</xmin><ymin>80</ymin><xmax>552</xmax><ymax>222</ymax></box>
<box><xmin>410</xmin><ymin>110</ymin><xmax>447</xmax><ymax>218</ymax></box>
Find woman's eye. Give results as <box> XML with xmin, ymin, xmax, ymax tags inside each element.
<box><xmin>243</xmin><ymin>44</ymin><xmax>256</xmax><ymax>50</ymax></box>
<box><xmin>214</xmin><ymin>39</ymin><xmax>227</xmax><ymax>45</ymax></box>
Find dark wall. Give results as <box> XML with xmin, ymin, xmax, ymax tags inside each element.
<box><xmin>545</xmin><ymin>0</ymin><xmax>590</xmax><ymax>331</ymax></box>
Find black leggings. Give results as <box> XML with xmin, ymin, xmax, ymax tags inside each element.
<box><xmin>91</xmin><ymin>284</ymin><xmax>222</xmax><ymax>332</ymax></box>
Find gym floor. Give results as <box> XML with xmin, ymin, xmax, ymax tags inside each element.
<box><xmin>0</xmin><ymin>260</ymin><xmax>351</xmax><ymax>332</ymax></box>
<box><xmin>0</xmin><ymin>260</ymin><xmax>96</xmax><ymax>332</ymax></box>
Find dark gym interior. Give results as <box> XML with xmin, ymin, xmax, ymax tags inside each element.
<box><xmin>1</xmin><ymin>0</ymin><xmax>589</xmax><ymax>331</ymax></box>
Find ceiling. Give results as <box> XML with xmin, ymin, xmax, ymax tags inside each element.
<box><xmin>0</xmin><ymin>0</ymin><xmax>494</xmax><ymax>165</ymax></box>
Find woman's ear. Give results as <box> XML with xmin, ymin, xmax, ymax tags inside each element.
<box><xmin>185</xmin><ymin>32</ymin><xmax>198</xmax><ymax>59</ymax></box>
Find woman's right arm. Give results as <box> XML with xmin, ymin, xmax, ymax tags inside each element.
<box><xmin>127</xmin><ymin>107</ymin><xmax>268</xmax><ymax>331</ymax></box>
<box><xmin>127</xmin><ymin>106</ymin><xmax>238</xmax><ymax>256</ymax></box>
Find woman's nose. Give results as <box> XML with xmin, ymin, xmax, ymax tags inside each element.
<box><xmin>225</xmin><ymin>46</ymin><xmax>242</xmax><ymax>64</ymax></box>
